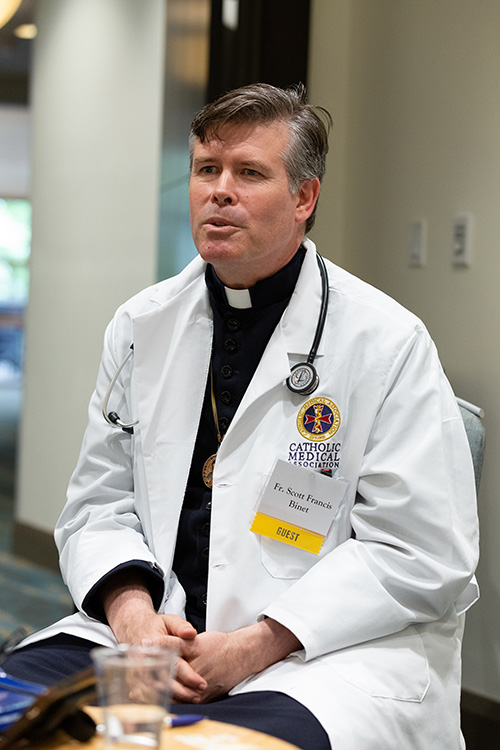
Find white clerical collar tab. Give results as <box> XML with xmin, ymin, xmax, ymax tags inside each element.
<box><xmin>224</xmin><ymin>286</ymin><xmax>252</xmax><ymax>309</ymax></box>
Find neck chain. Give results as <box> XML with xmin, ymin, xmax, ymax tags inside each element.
<box><xmin>202</xmin><ymin>366</ymin><xmax>222</xmax><ymax>488</ymax></box>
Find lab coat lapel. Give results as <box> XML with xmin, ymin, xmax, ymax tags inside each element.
<box><xmin>131</xmin><ymin>269</ymin><xmax>212</xmax><ymax>564</ymax></box>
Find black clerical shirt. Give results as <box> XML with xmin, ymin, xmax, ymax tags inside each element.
<box><xmin>172</xmin><ymin>247</ymin><xmax>305</xmax><ymax>632</ymax></box>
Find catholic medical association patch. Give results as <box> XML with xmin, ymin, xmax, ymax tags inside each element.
<box><xmin>297</xmin><ymin>397</ymin><xmax>341</xmax><ymax>442</ymax></box>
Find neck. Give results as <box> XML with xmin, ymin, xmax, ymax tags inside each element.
<box><xmin>205</xmin><ymin>245</ymin><xmax>306</xmax><ymax>312</ymax></box>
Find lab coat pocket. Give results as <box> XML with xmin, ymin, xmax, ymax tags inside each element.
<box><xmin>259</xmin><ymin>535</ymin><xmax>317</xmax><ymax>579</ymax></box>
<box><xmin>321</xmin><ymin>626</ymin><xmax>430</xmax><ymax>702</ymax></box>
<box><xmin>258</xmin><ymin>492</ymin><xmax>351</xmax><ymax>579</ymax></box>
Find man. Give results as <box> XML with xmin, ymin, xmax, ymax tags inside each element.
<box><xmin>5</xmin><ymin>84</ymin><xmax>479</xmax><ymax>750</ymax></box>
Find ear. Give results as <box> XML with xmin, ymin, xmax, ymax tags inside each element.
<box><xmin>294</xmin><ymin>178</ymin><xmax>321</xmax><ymax>225</ymax></box>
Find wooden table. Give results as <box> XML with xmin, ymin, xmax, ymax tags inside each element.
<box><xmin>30</xmin><ymin>716</ymin><xmax>301</xmax><ymax>750</ymax></box>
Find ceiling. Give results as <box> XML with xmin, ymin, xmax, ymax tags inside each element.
<box><xmin>0</xmin><ymin>0</ymin><xmax>36</xmax><ymax>104</ymax></box>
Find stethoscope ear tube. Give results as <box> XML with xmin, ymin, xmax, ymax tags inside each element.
<box><xmin>101</xmin><ymin>345</ymin><xmax>138</xmax><ymax>433</ymax></box>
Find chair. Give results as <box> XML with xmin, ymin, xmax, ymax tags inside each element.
<box><xmin>457</xmin><ymin>399</ymin><xmax>485</xmax><ymax>493</ymax></box>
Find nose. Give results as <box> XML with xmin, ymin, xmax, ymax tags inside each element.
<box><xmin>211</xmin><ymin>171</ymin><xmax>236</xmax><ymax>205</ymax></box>
<box><xmin>214</xmin><ymin>193</ymin><xmax>232</xmax><ymax>204</ymax></box>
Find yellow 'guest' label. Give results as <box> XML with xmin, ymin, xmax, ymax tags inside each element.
<box><xmin>250</xmin><ymin>512</ymin><xmax>324</xmax><ymax>554</ymax></box>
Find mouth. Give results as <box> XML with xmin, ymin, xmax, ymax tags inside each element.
<box><xmin>205</xmin><ymin>217</ymin><xmax>238</xmax><ymax>229</ymax></box>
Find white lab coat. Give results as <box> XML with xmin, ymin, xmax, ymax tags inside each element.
<box><xmin>31</xmin><ymin>240</ymin><xmax>479</xmax><ymax>749</ymax></box>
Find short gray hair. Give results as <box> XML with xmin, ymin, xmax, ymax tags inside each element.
<box><xmin>189</xmin><ymin>83</ymin><xmax>332</xmax><ymax>232</ymax></box>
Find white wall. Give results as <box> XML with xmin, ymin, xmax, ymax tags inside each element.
<box><xmin>0</xmin><ymin>105</ymin><xmax>31</xmax><ymax>197</ymax></box>
<box><xmin>16</xmin><ymin>0</ymin><xmax>166</xmax><ymax>533</ymax></box>
<box><xmin>309</xmin><ymin>0</ymin><xmax>500</xmax><ymax>702</ymax></box>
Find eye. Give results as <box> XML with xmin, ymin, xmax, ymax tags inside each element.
<box><xmin>200</xmin><ymin>165</ymin><xmax>216</xmax><ymax>174</ymax></box>
<box><xmin>243</xmin><ymin>168</ymin><xmax>260</xmax><ymax>177</ymax></box>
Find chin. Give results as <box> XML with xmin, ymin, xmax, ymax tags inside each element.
<box><xmin>198</xmin><ymin>243</ymin><xmax>245</xmax><ymax>266</ymax></box>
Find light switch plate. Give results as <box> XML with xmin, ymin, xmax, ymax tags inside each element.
<box><xmin>409</xmin><ymin>219</ymin><xmax>427</xmax><ymax>267</ymax></box>
<box><xmin>452</xmin><ymin>212</ymin><xmax>474</xmax><ymax>267</ymax></box>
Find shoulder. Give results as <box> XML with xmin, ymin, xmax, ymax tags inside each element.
<box><xmin>101</xmin><ymin>255</ymin><xmax>207</xmax><ymax>357</ymax></box>
<box><xmin>303</xmin><ymin>239</ymin><xmax>423</xmax><ymax>340</ymax></box>
<box><xmin>324</xmin><ymin>257</ymin><xmax>426</xmax><ymax>342</ymax></box>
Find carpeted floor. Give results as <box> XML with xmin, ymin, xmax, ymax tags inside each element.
<box><xmin>0</xmin><ymin>493</ymin><xmax>73</xmax><ymax>641</ymax></box>
<box><xmin>0</xmin><ymin>378</ymin><xmax>72</xmax><ymax>641</ymax></box>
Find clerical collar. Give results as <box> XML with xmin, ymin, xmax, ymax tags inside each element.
<box><xmin>205</xmin><ymin>245</ymin><xmax>306</xmax><ymax>312</ymax></box>
<box><xmin>224</xmin><ymin>287</ymin><xmax>252</xmax><ymax>309</ymax></box>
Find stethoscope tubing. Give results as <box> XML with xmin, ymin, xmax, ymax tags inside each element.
<box><xmin>101</xmin><ymin>345</ymin><xmax>138</xmax><ymax>431</ymax></box>
<box><xmin>308</xmin><ymin>253</ymin><xmax>329</xmax><ymax>364</ymax></box>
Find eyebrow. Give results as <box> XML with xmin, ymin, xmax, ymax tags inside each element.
<box><xmin>240</xmin><ymin>160</ymin><xmax>269</xmax><ymax>172</ymax></box>
<box><xmin>192</xmin><ymin>156</ymin><xmax>215</xmax><ymax>167</ymax></box>
<box><xmin>192</xmin><ymin>156</ymin><xmax>271</xmax><ymax>173</ymax></box>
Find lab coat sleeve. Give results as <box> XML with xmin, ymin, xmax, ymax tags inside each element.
<box><xmin>262</xmin><ymin>325</ymin><xmax>479</xmax><ymax>661</ymax></box>
<box><xmin>54</xmin><ymin>314</ymin><xmax>164</xmax><ymax>612</ymax></box>
<box><xmin>82</xmin><ymin>560</ymin><xmax>164</xmax><ymax>622</ymax></box>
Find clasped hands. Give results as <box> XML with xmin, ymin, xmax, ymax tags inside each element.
<box><xmin>131</xmin><ymin>613</ymin><xmax>259</xmax><ymax>704</ymax></box>
<box><xmin>102</xmin><ymin>578</ymin><xmax>301</xmax><ymax>704</ymax></box>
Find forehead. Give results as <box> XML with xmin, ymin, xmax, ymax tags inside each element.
<box><xmin>193</xmin><ymin>120</ymin><xmax>290</xmax><ymax>162</ymax></box>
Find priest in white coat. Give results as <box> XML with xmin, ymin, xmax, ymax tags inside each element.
<box><xmin>4</xmin><ymin>83</ymin><xmax>479</xmax><ymax>750</ymax></box>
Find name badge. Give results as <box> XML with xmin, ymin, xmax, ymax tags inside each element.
<box><xmin>250</xmin><ymin>459</ymin><xmax>349</xmax><ymax>554</ymax></box>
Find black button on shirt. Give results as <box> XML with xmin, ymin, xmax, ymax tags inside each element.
<box><xmin>218</xmin><ymin>417</ymin><xmax>229</xmax><ymax>434</ymax></box>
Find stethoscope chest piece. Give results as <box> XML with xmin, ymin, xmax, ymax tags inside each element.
<box><xmin>286</xmin><ymin>362</ymin><xmax>320</xmax><ymax>395</ymax></box>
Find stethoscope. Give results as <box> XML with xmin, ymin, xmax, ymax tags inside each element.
<box><xmin>102</xmin><ymin>252</ymin><xmax>329</xmax><ymax>433</ymax></box>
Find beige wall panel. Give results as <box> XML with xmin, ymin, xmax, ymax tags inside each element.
<box><xmin>310</xmin><ymin>0</ymin><xmax>500</xmax><ymax>701</ymax></box>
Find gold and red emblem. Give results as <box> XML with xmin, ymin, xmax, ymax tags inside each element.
<box><xmin>297</xmin><ymin>397</ymin><xmax>341</xmax><ymax>441</ymax></box>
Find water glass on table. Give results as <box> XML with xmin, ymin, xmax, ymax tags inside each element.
<box><xmin>91</xmin><ymin>644</ymin><xmax>177</xmax><ymax>749</ymax></box>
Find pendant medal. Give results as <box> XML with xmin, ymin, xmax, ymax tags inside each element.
<box><xmin>202</xmin><ymin>453</ymin><xmax>217</xmax><ymax>488</ymax></box>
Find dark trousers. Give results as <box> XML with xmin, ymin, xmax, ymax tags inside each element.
<box><xmin>3</xmin><ymin>635</ymin><xmax>331</xmax><ymax>750</ymax></box>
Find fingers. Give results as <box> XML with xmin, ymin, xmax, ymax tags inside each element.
<box><xmin>141</xmin><ymin>633</ymin><xmax>190</xmax><ymax>656</ymax></box>
<box><xmin>162</xmin><ymin>614</ymin><xmax>197</xmax><ymax>639</ymax></box>
<box><xmin>175</xmin><ymin>656</ymin><xmax>207</xmax><ymax>691</ymax></box>
<box><xmin>171</xmin><ymin>658</ymin><xmax>207</xmax><ymax>704</ymax></box>
<box><xmin>121</xmin><ymin>615</ymin><xmax>205</xmax><ymax>704</ymax></box>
